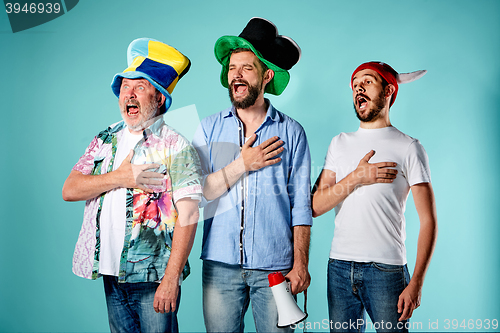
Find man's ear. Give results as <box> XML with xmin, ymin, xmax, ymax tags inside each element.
<box><xmin>385</xmin><ymin>84</ymin><xmax>396</xmax><ymax>99</ymax></box>
<box><xmin>157</xmin><ymin>92</ymin><xmax>166</xmax><ymax>108</ymax></box>
<box><xmin>263</xmin><ymin>69</ymin><xmax>275</xmax><ymax>86</ymax></box>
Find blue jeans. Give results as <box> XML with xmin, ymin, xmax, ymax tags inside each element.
<box><xmin>202</xmin><ymin>260</ymin><xmax>293</xmax><ymax>333</ymax></box>
<box><xmin>327</xmin><ymin>259</ymin><xmax>410</xmax><ymax>333</ymax></box>
<box><xmin>103</xmin><ymin>275</ymin><xmax>180</xmax><ymax>333</ymax></box>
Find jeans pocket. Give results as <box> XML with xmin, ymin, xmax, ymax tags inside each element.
<box><xmin>371</xmin><ymin>262</ymin><xmax>404</xmax><ymax>272</ymax></box>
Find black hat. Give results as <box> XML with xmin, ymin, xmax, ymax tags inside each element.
<box><xmin>214</xmin><ymin>17</ymin><xmax>301</xmax><ymax>95</ymax></box>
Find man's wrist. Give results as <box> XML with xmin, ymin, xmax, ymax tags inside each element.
<box><xmin>235</xmin><ymin>156</ymin><xmax>247</xmax><ymax>173</ymax></box>
<box><xmin>162</xmin><ymin>269</ymin><xmax>181</xmax><ymax>283</ymax></box>
<box><xmin>107</xmin><ymin>167</ymin><xmax>126</xmax><ymax>189</ymax></box>
<box><xmin>221</xmin><ymin>167</ymin><xmax>230</xmax><ymax>191</ymax></box>
<box><xmin>408</xmin><ymin>275</ymin><xmax>424</xmax><ymax>288</ymax></box>
<box><xmin>293</xmin><ymin>255</ymin><xmax>309</xmax><ymax>269</ymax></box>
<box><xmin>346</xmin><ymin>171</ymin><xmax>362</xmax><ymax>188</ymax></box>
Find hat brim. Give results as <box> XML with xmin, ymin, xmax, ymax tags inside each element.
<box><xmin>111</xmin><ymin>71</ymin><xmax>173</xmax><ymax>111</ymax></box>
<box><xmin>214</xmin><ymin>36</ymin><xmax>290</xmax><ymax>96</ymax></box>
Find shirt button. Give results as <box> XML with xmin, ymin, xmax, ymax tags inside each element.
<box><xmin>240</xmin><ymin>226</ymin><xmax>244</xmax><ymax>230</ymax></box>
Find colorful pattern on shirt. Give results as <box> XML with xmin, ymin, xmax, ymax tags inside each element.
<box><xmin>72</xmin><ymin>117</ymin><xmax>202</xmax><ymax>283</ymax></box>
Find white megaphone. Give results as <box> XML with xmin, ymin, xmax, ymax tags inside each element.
<box><xmin>268</xmin><ymin>272</ymin><xmax>307</xmax><ymax>328</ymax></box>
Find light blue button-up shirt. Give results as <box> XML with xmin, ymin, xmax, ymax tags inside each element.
<box><xmin>193</xmin><ymin>101</ymin><xmax>312</xmax><ymax>270</ymax></box>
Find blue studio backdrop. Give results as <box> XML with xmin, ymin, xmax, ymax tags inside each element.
<box><xmin>1</xmin><ymin>0</ymin><xmax>499</xmax><ymax>332</ymax></box>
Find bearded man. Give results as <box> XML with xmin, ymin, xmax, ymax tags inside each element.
<box><xmin>63</xmin><ymin>38</ymin><xmax>202</xmax><ymax>333</ymax></box>
<box><xmin>192</xmin><ymin>18</ymin><xmax>312</xmax><ymax>332</ymax></box>
<box><xmin>312</xmin><ymin>62</ymin><xmax>438</xmax><ymax>333</ymax></box>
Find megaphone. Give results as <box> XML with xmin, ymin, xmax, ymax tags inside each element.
<box><xmin>268</xmin><ymin>272</ymin><xmax>307</xmax><ymax>328</ymax></box>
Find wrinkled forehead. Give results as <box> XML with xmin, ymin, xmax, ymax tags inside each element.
<box><xmin>352</xmin><ymin>69</ymin><xmax>383</xmax><ymax>83</ymax></box>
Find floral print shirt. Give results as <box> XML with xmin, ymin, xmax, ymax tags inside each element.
<box><xmin>72</xmin><ymin>117</ymin><xmax>202</xmax><ymax>283</ymax></box>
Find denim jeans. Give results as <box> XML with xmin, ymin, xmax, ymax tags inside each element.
<box><xmin>103</xmin><ymin>275</ymin><xmax>180</xmax><ymax>333</ymax></box>
<box><xmin>327</xmin><ymin>259</ymin><xmax>410</xmax><ymax>333</ymax></box>
<box><xmin>202</xmin><ymin>260</ymin><xmax>293</xmax><ymax>333</ymax></box>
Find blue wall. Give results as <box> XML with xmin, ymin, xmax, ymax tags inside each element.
<box><xmin>1</xmin><ymin>1</ymin><xmax>499</xmax><ymax>332</ymax></box>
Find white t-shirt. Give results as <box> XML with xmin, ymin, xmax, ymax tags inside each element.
<box><xmin>98</xmin><ymin>128</ymin><xmax>143</xmax><ymax>276</ymax></box>
<box><xmin>323</xmin><ymin>126</ymin><xmax>431</xmax><ymax>265</ymax></box>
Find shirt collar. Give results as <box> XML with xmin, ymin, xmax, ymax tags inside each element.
<box><xmin>224</xmin><ymin>99</ymin><xmax>280</xmax><ymax>123</ymax></box>
<box><xmin>142</xmin><ymin>115</ymin><xmax>166</xmax><ymax>138</ymax></box>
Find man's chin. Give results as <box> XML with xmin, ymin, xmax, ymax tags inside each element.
<box><xmin>354</xmin><ymin>105</ymin><xmax>378</xmax><ymax>122</ymax></box>
<box><xmin>356</xmin><ymin>111</ymin><xmax>368</xmax><ymax>120</ymax></box>
<box><xmin>123</xmin><ymin>118</ymin><xmax>144</xmax><ymax>132</ymax></box>
<box><xmin>127</xmin><ymin>115</ymin><xmax>162</xmax><ymax>132</ymax></box>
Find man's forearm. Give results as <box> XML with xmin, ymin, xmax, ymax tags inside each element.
<box><xmin>409</xmin><ymin>183</ymin><xmax>438</xmax><ymax>288</ymax></box>
<box><xmin>312</xmin><ymin>171</ymin><xmax>360</xmax><ymax>217</ymax></box>
<box><xmin>410</xmin><ymin>218</ymin><xmax>438</xmax><ymax>287</ymax></box>
<box><xmin>284</xmin><ymin>225</ymin><xmax>311</xmax><ymax>294</ymax></box>
<box><xmin>293</xmin><ymin>225</ymin><xmax>311</xmax><ymax>268</ymax></box>
<box><xmin>154</xmin><ymin>198</ymin><xmax>199</xmax><ymax>313</ymax></box>
<box><xmin>202</xmin><ymin>157</ymin><xmax>246</xmax><ymax>201</ymax></box>
<box><xmin>397</xmin><ymin>208</ymin><xmax>437</xmax><ymax>321</ymax></box>
<box><xmin>63</xmin><ymin>152</ymin><xmax>163</xmax><ymax>202</ymax></box>
<box><xmin>62</xmin><ymin>169</ymin><xmax>123</xmax><ymax>202</ymax></box>
<box><xmin>163</xmin><ymin>199</ymin><xmax>199</xmax><ymax>279</ymax></box>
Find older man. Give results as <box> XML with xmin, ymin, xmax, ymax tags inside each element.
<box><xmin>193</xmin><ymin>18</ymin><xmax>312</xmax><ymax>332</ymax></box>
<box><xmin>312</xmin><ymin>62</ymin><xmax>438</xmax><ymax>333</ymax></box>
<box><xmin>63</xmin><ymin>38</ymin><xmax>202</xmax><ymax>333</ymax></box>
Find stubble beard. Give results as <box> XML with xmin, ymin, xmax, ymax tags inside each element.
<box><xmin>354</xmin><ymin>90</ymin><xmax>386</xmax><ymax>123</ymax></box>
<box><xmin>121</xmin><ymin>97</ymin><xmax>159</xmax><ymax>132</ymax></box>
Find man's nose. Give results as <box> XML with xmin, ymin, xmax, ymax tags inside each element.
<box><xmin>355</xmin><ymin>84</ymin><xmax>365</xmax><ymax>93</ymax></box>
<box><xmin>126</xmin><ymin>87</ymin><xmax>137</xmax><ymax>98</ymax></box>
<box><xmin>232</xmin><ymin>67</ymin><xmax>243</xmax><ymax>78</ymax></box>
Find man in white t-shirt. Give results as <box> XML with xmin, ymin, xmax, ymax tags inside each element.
<box><xmin>312</xmin><ymin>61</ymin><xmax>438</xmax><ymax>332</ymax></box>
<box><xmin>63</xmin><ymin>38</ymin><xmax>202</xmax><ymax>333</ymax></box>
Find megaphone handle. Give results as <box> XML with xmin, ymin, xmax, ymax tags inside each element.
<box><xmin>304</xmin><ymin>288</ymin><xmax>307</xmax><ymax>316</ymax></box>
<box><xmin>303</xmin><ymin>289</ymin><xmax>308</xmax><ymax>333</ymax></box>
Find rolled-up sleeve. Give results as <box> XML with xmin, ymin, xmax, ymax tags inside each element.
<box><xmin>72</xmin><ymin>136</ymin><xmax>101</xmax><ymax>175</ymax></box>
<box><xmin>288</xmin><ymin>126</ymin><xmax>313</xmax><ymax>227</ymax></box>
<box><xmin>170</xmin><ymin>142</ymin><xmax>203</xmax><ymax>204</ymax></box>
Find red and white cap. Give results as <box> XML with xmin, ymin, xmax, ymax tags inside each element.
<box><xmin>351</xmin><ymin>61</ymin><xmax>427</xmax><ymax>106</ymax></box>
<box><xmin>268</xmin><ymin>272</ymin><xmax>286</xmax><ymax>287</ymax></box>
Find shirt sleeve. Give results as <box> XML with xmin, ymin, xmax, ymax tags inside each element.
<box><xmin>288</xmin><ymin>126</ymin><xmax>313</xmax><ymax>227</ymax></box>
<box><xmin>405</xmin><ymin>139</ymin><xmax>431</xmax><ymax>186</ymax></box>
<box><xmin>192</xmin><ymin>122</ymin><xmax>211</xmax><ymax>177</ymax></box>
<box><xmin>72</xmin><ymin>136</ymin><xmax>101</xmax><ymax>175</ymax></box>
<box><xmin>323</xmin><ymin>137</ymin><xmax>336</xmax><ymax>172</ymax></box>
<box><xmin>170</xmin><ymin>142</ymin><xmax>203</xmax><ymax>204</ymax></box>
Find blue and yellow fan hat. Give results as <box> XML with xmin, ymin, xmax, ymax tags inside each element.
<box><xmin>111</xmin><ymin>38</ymin><xmax>191</xmax><ymax>111</ymax></box>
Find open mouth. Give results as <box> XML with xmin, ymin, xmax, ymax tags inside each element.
<box><xmin>356</xmin><ymin>95</ymin><xmax>369</xmax><ymax>110</ymax></box>
<box><xmin>232</xmin><ymin>81</ymin><xmax>248</xmax><ymax>95</ymax></box>
<box><xmin>126</xmin><ymin>101</ymin><xmax>140</xmax><ymax>116</ymax></box>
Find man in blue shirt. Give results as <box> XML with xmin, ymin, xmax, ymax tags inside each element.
<box><xmin>192</xmin><ymin>18</ymin><xmax>312</xmax><ymax>332</ymax></box>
